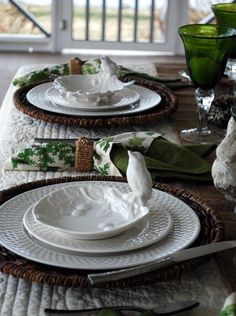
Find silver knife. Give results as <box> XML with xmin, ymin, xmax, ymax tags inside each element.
<box><xmin>88</xmin><ymin>240</ymin><xmax>236</xmax><ymax>284</ymax></box>
<box><xmin>34</xmin><ymin>138</ymin><xmax>78</xmax><ymax>144</ymax></box>
<box><xmin>34</xmin><ymin>137</ymin><xmax>99</xmax><ymax>143</ymax></box>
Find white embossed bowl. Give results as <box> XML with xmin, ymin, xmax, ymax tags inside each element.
<box><xmin>32</xmin><ymin>184</ymin><xmax>149</xmax><ymax>240</ymax></box>
<box><xmin>53</xmin><ymin>74</ymin><xmax>135</xmax><ymax>106</ymax></box>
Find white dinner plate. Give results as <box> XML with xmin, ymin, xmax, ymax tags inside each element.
<box><xmin>0</xmin><ymin>181</ymin><xmax>200</xmax><ymax>270</ymax></box>
<box><xmin>26</xmin><ymin>82</ymin><xmax>162</xmax><ymax>117</ymax></box>
<box><xmin>23</xmin><ymin>202</ymin><xmax>173</xmax><ymax>254</ymax></box>
<box><xmin>44</xmin><ymin>86</ymin><xmax>140</xmax><ymax>111</ymax></box>
<box><xmin>32</xmin><ymin>183</ymin><xmax>150</xmax><ymax>240</ymax></box>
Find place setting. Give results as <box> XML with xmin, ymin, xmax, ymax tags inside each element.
<box><xmin>0</xmin><ymin>149</ymin><xmax>224</xmax><ymax>288</ymax></box>
<box><xmin>0</xmin><ymin>151</ymin><xmax>200</xmax><ymax>266</ymax></box>
<box><xmin>26</xmin><ymin>56</ymin><xmax>161</xmax><ymax>117</ymax></box>
<box><xmin>12</xmin><ymin>56</ymin><xmax>178</xmax><ymax>127</ymax></box>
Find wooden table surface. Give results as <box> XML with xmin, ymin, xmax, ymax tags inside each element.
<box><xmin>156</xmin><ymin>62</ymin><xmax>236</xmax><ymax>290</ymax></box>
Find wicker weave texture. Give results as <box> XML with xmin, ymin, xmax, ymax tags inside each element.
<box><xmin>13</xmin><ymin>78</ymin><xmax>178</xmax><ymax>128</ymax></box>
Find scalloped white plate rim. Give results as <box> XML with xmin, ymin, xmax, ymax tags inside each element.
<box><xmin>23</xmin><ymin>203</ymin><xmax>173</xmax><ymax>254</ymax></box>
<box><xmin>0</xmin><ymin>181</ymin><xmax>200</xmax><ymax>270</ymax></box>
<box><xmin>26</xmin><ymin>82</ymin><xmax>162</xmax><ymax>117</ymax></box>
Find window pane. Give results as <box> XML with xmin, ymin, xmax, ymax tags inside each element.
<box><xmin>105</xmin><ymin>0</ymin><xmax>119</xmax><ymax>41</ymax></box>
<box><xmin>89</xmin><ymin>0</ymin><xmax>103</xmax><ymax>40</ymax></box>
<box><xmin>73</xmin><ymin>0</ymin><xmax>103</xmax><ymax>41</ymax></box>
<box><xmin>72</xmin><ymin>0</ymin><xmax>168</xmax><ymax>43</ymax></box>
<box><xmin>136</xmin><ymin>0</ymin><xmax>151</xmax><ymax>43</ymax></box>
<box><xmin>73</xmin><ymin>0</ymin><xmax>86</xmax><ymax>40</ymax></box>
<box><xmin>120</xmin><ymin>0</ymin><xmax>135</xmax><ymax>42</ymax></box>
<box><xmin>0</xmin><ymin>0</ymin><xmax>51</xmax><ymax>35</ymax></box>
<box><xmin>188</xmin><ymin>0</ymin><xmax>233</xmax><ymax>24</ymax></box>
<box><xmin>137</xmin><ymin>0</ymin><xmax>168</xmax><ymax>43</ymax></box>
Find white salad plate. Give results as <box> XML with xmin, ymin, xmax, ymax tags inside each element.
<box><xmin>44</xmin><ymin>85</ymin><xmax>140</xmax><ymax>111</ymax></box>
<box><xmin>23</xmin><ymin>202</ymin><xmax>173</xmax><ymax>254</ymax></box>
<box><xmin>26</xmin><ymin>82</ymin><xmax>161</xmax><ymax>117</ymax></box>
<box><xmin>32</xmin><ymin>183</ymin><xmax>150</xmax><ymax>240</ymax></box>
<box><xmin>0</xmin><ymin>181</ymin><xmax>200</xmax><ymax>270</ymax></box>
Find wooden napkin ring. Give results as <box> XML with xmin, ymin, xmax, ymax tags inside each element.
<box><xmin>69</xmin><ymin>57</ymin><xmax>83</xmax><ymax>74</ymax></box>
<box><xmin>75</xmin><ymin>137</ymin><xmax>94</xmax><ymax>172</ymax></box>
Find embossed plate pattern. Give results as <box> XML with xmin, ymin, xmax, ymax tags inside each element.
<box><xmin>26</xmin><ymin>83</ymin><xmax>162</xmax><ymax>117</ymax></box>
<box><xmin>44</xmin><ymin>85</ymin><xmax>140</xmax><ymax>110</ymax></box>
<box><xmin>31</xmin><ymin>183</ymin><xmax>150</xmax><ymax>240</ymax></box>
<box><xmin>0</xmin><ymin>181</ymin><xmax>200</xmax><ymax>270</ymax></box>
<box><xmin>23</xmin><ymin>203</ymin><xmax>173</xmax><ymax>254</ymax></box>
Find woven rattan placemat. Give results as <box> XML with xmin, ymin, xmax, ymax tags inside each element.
<box><xmin>0</xmin><ymin>176</ymin><xmax>224</xmax><ymax>288</ymax></box>
<box><xmin>13</xmin><ymin>78</ymin><xmax>178</xmax><ymax>128</ymax></box>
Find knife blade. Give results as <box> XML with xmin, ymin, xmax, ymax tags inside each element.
<box><xmin>34</xmin><ymin>138</ymin><xmax>78</xmax><ymax>144</ymax></box>
<box><xmin>34</xmin><ymin>137</ymin><xmax>99</xmax><ymax>143</ymax></box>
<box><xmin>88</xmin><ymin>240</ymin><xmax>236</xmax><ymax>285</ymax></box>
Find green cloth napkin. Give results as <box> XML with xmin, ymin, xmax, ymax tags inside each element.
<box><xmin>12</xmin><ymin>57</ymin><xmax>191</xmax><ymax>90</ymax></box>
<box><xmin>110</xmin><ymin>137</ymin><xmax>214</xmax><ymax>181</ymax></box>
<box><xmin>3</xmin><ymin>131</ymin><xmax>215</xmax><ymax>182</ymax></box>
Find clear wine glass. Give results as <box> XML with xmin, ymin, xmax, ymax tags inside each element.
<box><xmin>178</xmin><ymin>24</ymin><xmax>236</xmax><ymax>143</ymax></box>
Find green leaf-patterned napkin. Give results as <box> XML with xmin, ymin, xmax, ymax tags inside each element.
<box><xmin>4</xmin><ymin>131</ymin><xmax>215</xmax><ymax>182</ymax></box>
<box><xmin>13</xmin><ymin>63</ymin><xmax>70</xmax><ymax>87</ymax></box>
<box><xmin>12</xmin><ymin>57</ymin><xmax>191</xmax><ymax>90</ymax></box>
<box><xmin>220</xmin><ymin>293</ymin><xmax>236</xmax><ymax>316</ymax></box>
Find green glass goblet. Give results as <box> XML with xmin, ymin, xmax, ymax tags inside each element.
<box><xmin>212</xmin><ymin>3</ymin><xmax>236</xmax><ymax>80</ymax></box>
<box><xmin>178</xmin><ymin>24</ymin><xmax>236</xmax><ymax>143</ymax></box>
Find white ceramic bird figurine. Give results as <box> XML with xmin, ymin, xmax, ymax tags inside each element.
<box><xmin>100</xmin><ymin>56</ymin><xmax>119</xmax><ymax>74</ymax></box>
<box><xmin>125</xmin><ymin>150</ymin><xmax>153</xmax><ymax>205</ymax></box>
<box><xmin>212</xmin><ymin>117</ymin><xmax>236</xmax><ymax>208</ymax></box>
<box><xmin>95</xmin><ymin>56</ymin><xmax>134</xmax><ymax>95</ymax></box>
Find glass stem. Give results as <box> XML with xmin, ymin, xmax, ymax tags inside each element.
<box><xmin>195</xmin><ymin>88</ymin><xmax>214</xmax><ymax>133</ymax></box>
<box><xmin>227</xmin><ymin>59</ymin><xmax>236</xmax><ymax>81</ymax></box>
<box><xmin>227</xmin><ymin>60</ymin><xmax>236</xmax><ymax>99</ymax></box>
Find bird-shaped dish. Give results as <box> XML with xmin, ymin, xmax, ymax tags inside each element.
<box><xmin>32</xmin><ymin>150</ymin><xmax>153</xmax><ymax>240</ymax></box>
<box><xmin>32</xmin><ymin>183</ymin><xmax>149</xmax><ymax>240</ymax></box>
<box><xmin>52</xmin><ymin>56</ymin><xmax>135</xmax><ymax>107</ymax></box>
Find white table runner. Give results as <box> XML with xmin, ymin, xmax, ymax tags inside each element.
<box><xmin>0</xmin><ymin>64</ymin><xmax>231</xmax><ymax>315</ymax></box>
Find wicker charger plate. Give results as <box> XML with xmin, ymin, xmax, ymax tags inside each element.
<box><xmin>13</xmin><ymin>77</ymin><xmax>178</xmax><ymax>128</ymax></box>
<box><xmin>0</xmin><ymin>176</ymin><xmax>223</xmax><ymax>288</ymax></box>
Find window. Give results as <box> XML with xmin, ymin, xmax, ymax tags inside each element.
<box><xmin>61</xmin><ymin>0</ymin><xmax>179</xmax><ymax>53</ymax></box>
<box><xmin>0</xmin><ymin>0</ymin><xmax>51</xmax><ymax>35</ymax></box>
<box><xmin>0</xmin><ymin>0</ymin><xmax>53</xmax><ymax>51</ymax></box>
<box><xmin>0</xmin><ymin>0</ymin><xmax>234</xmax><ymax>54</ymax></box>
<box><xmin>188</xmin><ymin>0</ymin><xmax>233</xmax><ymax>24</ymax></box>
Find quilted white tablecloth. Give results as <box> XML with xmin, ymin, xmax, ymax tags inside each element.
<box><xmin>0</xmin><ymin>64</ymin><xmax>231</xmax><ymax>316</ymax></box>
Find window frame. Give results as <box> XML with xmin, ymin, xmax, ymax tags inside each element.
<box><xmin>58</xmin><ymin>0</ymin><xmax>189</xmax><ymax>54</ymax></box>
<box><xmin>0</xmin><ymin>0</ymin><xmax>189</xmax><ymax>53</ymax></box>
<box><xmin>0</xmin><ymin>0</ymin><xmax>58</xmax><ymax>52</ymax></box>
